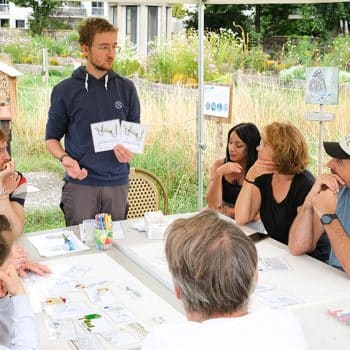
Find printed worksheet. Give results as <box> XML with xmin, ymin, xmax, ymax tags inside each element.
<box><xmin>27</xmin><ymin>231</ymin><xmax>90</xmax><ymax>257</ymax></box>
<box><xmin>91</xmin><ymin>119</ymin><xmax>147</xmax><ymax>153</ymax></box>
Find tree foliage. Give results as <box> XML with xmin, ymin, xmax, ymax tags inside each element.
<box><xmin>11</xmin><ymin>0</ymin><xmax>60</xmax><ymax>35</ymax></box>
<box><xmin>185</xmin><ymin>3</ymin><xmax>350</xmax><ymax>40</ymax></box>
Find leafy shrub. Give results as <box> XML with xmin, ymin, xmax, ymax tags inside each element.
<box><xmin>280</xmin><ymin>36</ymin><xmax>319</xmax><ymax>68</ymax></box>
<box><xmin>279</xmin><ymin>65</ymin><xmax>305</xmax><ymax>82</ymax></box>
<box><xmin>113</xmin><ymin>42</ymin><xmax>142</xmax><ymax>77</ymax></box>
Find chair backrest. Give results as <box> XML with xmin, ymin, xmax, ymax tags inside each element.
<box><xmin>127</xmin><ymin>167</ymin><xmax>168</xmax><ymax>219</ymax></box>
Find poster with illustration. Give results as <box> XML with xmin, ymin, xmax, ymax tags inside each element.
<box><xmin>204</xmin><ymin>85</ymin><xmax>232</xmax><ymax>120</ymax></box>
<box><xmin>305</xmin><ymin>67</ymin><xmax>339</xmax><ymax>105</ymax></box>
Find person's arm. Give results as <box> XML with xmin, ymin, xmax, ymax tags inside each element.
<box><xmin>45</xmin><ymin>139</ymin><xmax>87</xmax><ymax>180</ymax></box>
<box><xmin>288</xmin><ymin>201</ymin><xmax>324</xmax><ymax>255</ymax></box>
<box><xmin>234</xmin><ymin>178</ymin><xmax>261</xmax><ymax>225</ymax></box>
<box><xmin>206</xmin><ymin>159</ymin><xmax>243</xmax><ymax>210</ymax></box>
<box><xmin>288</xmin><ymin>174</ymin><xmax>344</xmax><ymax>255</ymax></box>
<box><xmin>126</xmin><ymin>80</ymin><xmax>141</xmax><ymax>124</ymax></box>
<box><xmin>206</xmin><ymin>159</ymin><xmax>224</xmax><ymax>210</ymax></box>
<box><xmin>235</xmin><ymin>159</ymin><xmax>275</xmax><ymax>225</ymax></box>
<box><xmin>0</xmin><ymin>266</ymin><xmax>38</xmax><ymax>350</ymax></box>
<box><xmin>0</xmin><ymin>164</ymin><xmax>24</xmax><ymax>238</ymax></box>
<box><xmin>312</xmin><ymin>189</ymin><xmax>350</xmax><ymax>276</ymax></box>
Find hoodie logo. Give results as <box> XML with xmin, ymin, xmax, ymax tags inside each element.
<box><xmin>115</xmin><ymin>101</ymin><xmax>123</xmax><ymax>109</ymax></box>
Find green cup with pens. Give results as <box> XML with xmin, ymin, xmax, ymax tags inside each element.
<box><xmin>94</xmin><ymin>213</ymin><xmax>113</xmax><ymax>250</ymax></box>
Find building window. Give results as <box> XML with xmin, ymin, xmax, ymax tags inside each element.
<box><xmin>147</xmin><ymin>6</ymin><xmax>158</xmax><ymax>46</ymax></box>
<box><xmin>0</xmin><ymin>18</ymin><xmax>9</xmax><ymax>27</ymax></box>
<box><xmin>111</xmin><ymin>6</ymin><xmax>117</xmax><ymax>26</ymax></box>
<box><xmin>0</xmin><ymin>0</ymin><xmax>9</xmax><ymax>14</ymax></box>
<box><xmin>126</xmin><ymin>6</ymin><xmax>137</xmax><ymax>45</ymax></box>
<box><xmin>91</xmin><ymin>2</ymin><xmax>103</xmax><ymax>16</ymax></box>
<box><xmin>15</xmin><ymin>20</ymin><xmax>25</xmax><ymax>28</ymax></box>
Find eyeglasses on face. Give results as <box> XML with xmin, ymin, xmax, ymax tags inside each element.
<box><xmin>94</xmin><ymin>44</ymin><xmax>121</xmax><ymax>53</ymax></box>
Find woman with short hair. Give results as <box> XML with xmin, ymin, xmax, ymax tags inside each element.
<box><xmin>235</xmin><ymin>122</ymin><xmax>317</xmax><ymax>245</ymax></box>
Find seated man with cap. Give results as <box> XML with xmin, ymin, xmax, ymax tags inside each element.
<box><xmin>289</xmin><ymin>134</ymin><xmax>350</xmax><ymax>276</ymax></box>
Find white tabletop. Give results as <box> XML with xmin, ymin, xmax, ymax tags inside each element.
<box><xmin>19</xmin><ymin>227</ymin><xmax>185</xmax><ymax>350</ymax></box>
<box><xmin>114</xmin><ymin>213</ymin><xmax>350</xmax><ymax>350</ymax></box>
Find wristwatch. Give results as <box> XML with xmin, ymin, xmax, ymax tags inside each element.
<box><xmin>320</xmin><ymin>213</ymin><xmax>338</xmax><ymax>225</ymax></box>
<box><xmin>59</xmin><ymin>153</ymin><xmax>69</xmax><ymax>163</ymax></box>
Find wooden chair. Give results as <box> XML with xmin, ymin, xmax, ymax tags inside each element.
<box><xmin>127</xmin><ymin>167</ymin><xmax>168</xmax><ymax>219</ymax></box>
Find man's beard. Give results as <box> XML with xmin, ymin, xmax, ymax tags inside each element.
<box><xmin>90</xmin><ymin>59</ymin><xmax>113</xmax><ymax>72</ymax></box>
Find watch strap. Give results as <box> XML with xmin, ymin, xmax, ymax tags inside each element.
<box><xmin>59</xmin><ymin>153</ymin><xmax>69</xmax><ymax>162</ymax></box>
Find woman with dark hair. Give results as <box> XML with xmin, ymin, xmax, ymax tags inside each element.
<box><xmin>206</xmin><ymin>122</ymin><xmax>260</xmax><ymax>218</ymax></box>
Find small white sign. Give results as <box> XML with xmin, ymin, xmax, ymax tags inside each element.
<box><xmin>91</xmin><ymin>120</ymin><xmax>147</xmax><ymax>153</ymax></box>
<box><xmin>204</xmin><ymin>85</ymin><xmax>230</xmax><ymax>118</ymax></box>
<box><xmin>305</xmin><ymin>112</ymin><xmax>335</xmax><ymax>121</ymax></box>
<box><xmin>305</xmin><ymin>67</ymin><xmax>339</xmax><ymax>105</ymax></box>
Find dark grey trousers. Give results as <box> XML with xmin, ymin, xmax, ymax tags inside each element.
<box><xmin>60</xmin><ymin>181</ymin><xmax>129</xmax><ymax>226</ymax></box>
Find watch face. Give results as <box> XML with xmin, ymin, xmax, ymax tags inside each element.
<box><xmin>321</xmin><ymin>215</ymin><xmax>332</xmax><ymax>224</ymax></box>
<box><xmin>321</xmin><ymin>214</ymin><xmax>337</xmax><ymax>225</ymax></box>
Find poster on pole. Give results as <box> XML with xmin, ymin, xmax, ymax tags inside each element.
<box><xmin>305</xmin><ymin>67</ymin><xmax>339</xmax><ymax>105</ymax></box>
<box><xmin>204</xmin><ymin>84</ymin><xmax>233</xmax><ymax>123</ymax></box>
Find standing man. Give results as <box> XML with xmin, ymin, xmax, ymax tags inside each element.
<box><xmin>45</xmin><ymin>18</ymin><xmax>140</xmax><ymax>226</ymax></box>
<box><xmin>289</xmin><ymin>135</ymin><xmax>350</xmax><ymax>277</ymax></box>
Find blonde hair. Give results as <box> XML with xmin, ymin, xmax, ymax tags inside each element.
<box><xmin>263</xmin><ymin>122</ymin><xmax>308</xmax><ymax>174</ymax></box>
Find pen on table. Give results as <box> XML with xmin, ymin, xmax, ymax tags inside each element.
<box><xmin>63</xmin><ymin>233</ymin><xmax>75</xmax><ymax>251</ymax></box>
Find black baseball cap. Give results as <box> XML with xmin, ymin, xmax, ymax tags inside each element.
<box><xmin>324</xmin><ymin>135</ymin><xmax>350</xmax><ymax>159</ymax></box>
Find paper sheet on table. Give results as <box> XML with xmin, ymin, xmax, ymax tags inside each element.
<box><xmin>112</xmin><ymin>221</ymin><xmax>125</xmax><ymax>239</ymax></box>
<box><xmin>27</xmin><ymin>231</ymin><xmax>90</xmax><ymax>257</ymax></box>
<box><xmin>254</xmin><ymin>285</ymin><xmax>304</xmax><ymax>308</ymax></box>
<box><xmin>259</xmin><ymin>256</ymin><xmax>292</xmax><ymax>271</ymax></box>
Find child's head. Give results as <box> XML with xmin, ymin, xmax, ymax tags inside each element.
<box><xmin>0</xmin><ymin>215</ymin><xmax>13</xmax><ymax>267</ymax></box>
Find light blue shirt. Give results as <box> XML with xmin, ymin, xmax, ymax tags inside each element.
<box><xmin>328</xmin><ymin>187</ymin><xmax>350</xmax><ymax>268</ymax></box>
<box><xmin>0</xmin><ymin>295</ymin><xmax>38</xmax><ymax>350</ymax></box>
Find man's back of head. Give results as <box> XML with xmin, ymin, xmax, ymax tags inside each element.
<box><xmin>165</xmin><ymin>210</ymin><xmax>257</xmax><ymax>320</ymax></box>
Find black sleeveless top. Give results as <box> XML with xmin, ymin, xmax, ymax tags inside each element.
<box><xmin>222</xmin><ymin>176</ymin><xmax>242</xmax><ymax>206</ymax></box>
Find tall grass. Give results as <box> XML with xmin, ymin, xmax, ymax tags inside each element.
<box><xmin>12</xmin><ymin>71</ymin><xmax>350</xmax><ymax>224</ymax></box>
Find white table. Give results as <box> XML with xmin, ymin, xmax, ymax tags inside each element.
<box><xmin>20</xmin><ymin>227</ymin><xmax>185</xmax><ymax>350</ymax></box>
<box><xmin>114</xmin><ymin>213</ymin><xmax>350</xmax><ymax>350</ymax></box>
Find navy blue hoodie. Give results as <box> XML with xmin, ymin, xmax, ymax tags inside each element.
<box><xmin>46</xmin><ymin>66</ymin><xmax>140</xmax><ymax>186</ymax></box>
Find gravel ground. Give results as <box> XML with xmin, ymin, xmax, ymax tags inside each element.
<box><xmin>24</xmin><ymin>172</ymin><xmax>64</xmax><ymax>211</ymax></box>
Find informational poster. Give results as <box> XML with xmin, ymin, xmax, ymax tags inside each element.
<box><xmin>204</xmin><ymin>84</ymin><xmax>232</xmax><ymax>121</ymax></box>
<box><xmin>305</xmin><ymin>67</ymin><xmax>339</xmax><ymax>105</ymax></box>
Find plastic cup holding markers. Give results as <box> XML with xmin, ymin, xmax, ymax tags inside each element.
<box><xmin>94</xmin><ymin>213</ymin><xmax>113</xmax><ymax>250</ymax></box>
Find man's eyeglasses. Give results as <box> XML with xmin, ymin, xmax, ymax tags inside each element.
<box><xmin>94</xmin><ymin>44</ymin><xmax>121</xmax><ymax>53</ymax></box>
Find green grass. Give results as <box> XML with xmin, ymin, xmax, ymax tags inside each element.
<box><xmin>25</xmin><ymin>208</ymin><xmax>65</xmax><ymax>233</ymax></box>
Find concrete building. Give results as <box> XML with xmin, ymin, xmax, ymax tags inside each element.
<box><xmin>0</xmin><ymin>1</ymin><xmax>184</xmax><ymax>58</ymax></box>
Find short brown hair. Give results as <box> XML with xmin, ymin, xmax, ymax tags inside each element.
<box><xmin>165</xmin><ymin>211</ymin><xmax>257</xmax><ymax>318</ymax></box>
<box><xmin>78</xmin><ymin>17</ymin><xmax>117</xmax><ymax>47</ymax></box>
<box><xmin>0</xmin><ymin>129</ymin><xmax>8</xmax><ymax>142</ymax></box>
<box><xmin>0</xmin><ymin>215</ymin><xmax>13</xmax><ymax>266</ymax></box>
<box><xmin>263</xmin><ymin>122</ymin><xmax>308</xmax><ymax>174</ymax></box>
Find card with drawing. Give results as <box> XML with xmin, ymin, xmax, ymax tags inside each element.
<box><xmin>91</xmin><ymin>119</ymin><xmax>147</xmax><ymax>153</ymax></box>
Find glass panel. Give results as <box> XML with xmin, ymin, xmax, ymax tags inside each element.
<box><xmin>126</xmin><ymin>6</ymin><xmax>137</xmax><ymax>45</ymax></box>
<box><xmin>147</xmin><ymin>6</ymin><xmax>158</xmax><ymax>44</ymax></box>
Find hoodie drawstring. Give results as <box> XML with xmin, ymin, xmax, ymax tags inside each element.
<box><xmin>85</xmin><ymin>73</ymin><xmax>88</xmax><ymax>92</ymax></box>
<box><xmin>105</xmin><ymin>74</ymin><xmax>108</xmax><ymax>91</ymax></box>
<box><xmin>84</xmin><ymin>72</ymin><xmax>108</xmax><ymax>92</ymax></box>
